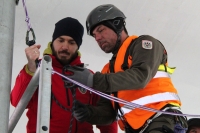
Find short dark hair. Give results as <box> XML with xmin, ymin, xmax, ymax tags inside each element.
<box><xmin>187</xmin><ymin>118</ymin><xmax>200</xmax><ymax>133</ymax></box>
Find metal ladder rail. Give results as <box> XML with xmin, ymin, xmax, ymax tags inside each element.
<box><xmin>36</xmin><ymin>55</ymin><xmax>52</xmax><ymax>133</ymax></box>
<box><xmin>8</xmin><ymin>55</ymin><xmax>52</xmax><ymax>133</ymax></box>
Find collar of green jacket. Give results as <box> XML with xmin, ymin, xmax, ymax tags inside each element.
<box><xmin>43</xmin><ymin>42</ymin><xmax>81</xmax><ymax>57</ymax></box>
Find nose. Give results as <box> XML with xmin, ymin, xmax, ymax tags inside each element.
<box><xmin>94</xmin><ymin>33</ymin><xmax>102</xmax><ymax>42</ymax></box>
<box><xmin>61</xmin><ymin>42</ymin><xmax>69</xmax><ymax>49</ymax></box>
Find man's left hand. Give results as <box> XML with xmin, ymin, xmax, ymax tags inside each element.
<box><xmin>73</xmin><ymin>100</ymin><xmax>91</xmax><ymax>122</ymax></box>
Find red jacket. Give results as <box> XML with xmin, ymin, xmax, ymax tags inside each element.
<box><xmin>11</xmin><ymin>53</ymin><xmax>117</xmax><ymax>133</ymax></box>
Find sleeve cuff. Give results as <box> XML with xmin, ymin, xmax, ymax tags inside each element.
<box><xmin>25</xmin><ymin>64</ymin><xmax>34</xmax><ymax>76</ymax></box>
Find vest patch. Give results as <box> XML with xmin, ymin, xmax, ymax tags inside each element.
<box><xmin>142</xmin><ymin>40</ymin><xmax>153</xmax><ymax>49</ymax></box>
<box><xmin>78</xmin><ymin>87</ymin><xmax>87</xmax><ymax>94</ymax></box>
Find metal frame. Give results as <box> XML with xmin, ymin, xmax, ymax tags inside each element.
<box><xmin>36</xmin><ymin>55</ymin><xmax>52</xmax><ymax>133</ymax></box>
<box><xmin>0</xmin><ymin>0</ymin><xmax>15</xmax><ymax>132</ymax></box>
<box><xmin>8</xmin><ymin>55</ymin><xmax>52</xmax><ymax>133</ymax></box>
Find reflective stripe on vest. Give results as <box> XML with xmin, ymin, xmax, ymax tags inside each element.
<box><xmin>121</xmin><ymin>92</ymin><xmax>180</xmax><ymax>114</ymax></box>
<box><xmin>153</xmin><ymin>71</ymin><xmax>170</xmax><ymax>78</ymax></box>
<box><xmin>120</xmin><ymin>71</ymin><xmax>179</xmax><ymax>114</ymax></box>
<box><xmin>121</xmin><ymin>71</ymin><xmax>180</xmax><ymax>114</ymax></box>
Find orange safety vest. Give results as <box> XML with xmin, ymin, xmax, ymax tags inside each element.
<box><xmin>101</xmin><ymin>35</ymin><xmax>181</xmax><ymax>130</ymax></box>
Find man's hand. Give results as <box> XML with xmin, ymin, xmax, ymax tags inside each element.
<box><xmin>25</xmin><ymin>44</ymin><xmax>41</xmax><ymax>73</ymax></box>
<box><xmin>65</xmin><ymin>66</ymin><xmax>93</xmax><ymax>87</ymax></box>
<box><xmin>73</xmin><ymin>100</ymin><xmax>91</xmax><ymax>122</ymax></box>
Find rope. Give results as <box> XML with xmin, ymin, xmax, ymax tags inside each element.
<box><xmin>68</xmin><ymin>87</ymin><xmax>76</xmax><ymax>133</ymax></box>
<box><xmin>52</xmin><ymin>69</ymin><xmax>200</xmax><ymax>118</ymax></box>
<box><xmin>62</xmin><ymin>65</ymin><xmax>77</xmax><ymax>133</ymax></box>
<box><xmin>21</xmin><ymin>0</ymin><xmax>36</xmax><ymax>47</ymax></box>
<box><xmin>52</xmin><ymin>94</ymin><xmax>71</xmax><ymax>112</ymax></box>
<box><xmin>21</xmin><ymin>0</ymin><xmax>38</xmax><ymax>67</ymax></box>
<box><xmin>22</xmin><ymin>0</ymin><xmax>32</xmax><ymax>31</ymax></box>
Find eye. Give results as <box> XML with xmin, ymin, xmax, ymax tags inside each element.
<box><xmin>69</xmin><ymin>41</ymin><xmax>76</xmax><ymax>45</ymax></box>
<box><xmin>98</xmin><ymin>28</ymin><xmax>104</xmax><ymax>33</ymax></box>
<box><xmin>59</xmin><ymin>39</ymin><xmax>64</xmax><ymax>43</ymax></box>
<box><xmin>92</xmin><ymin>34</ymin><xmax>96</xmax><ymax>38</ymax></box>
<box><xmin>190</xmin><ymin>129</ymin><xmax>197</xmax><ymax>133</ymax></box>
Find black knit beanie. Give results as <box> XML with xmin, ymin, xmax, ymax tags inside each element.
<box><xmin>52</xmin><ymin>17</ymin><xmax>84</xmax><ymax>48</ymax></box>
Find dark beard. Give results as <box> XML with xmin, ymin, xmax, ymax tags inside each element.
<box><xmin>51</xmin><ymin>45</ymin><xmax>78</xmax><ymax>66</ymax></box>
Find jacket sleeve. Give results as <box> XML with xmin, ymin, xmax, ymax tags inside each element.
<box><xmin>91</xmin><ymin>94</ymin><xmax>118</xmax><ymax>133</ymax></box>
<box><xmin>93</xmin><ymin>35</ymin><xmax>166</xmax><ymax>92</ymax></box>
<box><xmin>86</xmin><ymin>96</ymin><xmax>117</xmax><ymax>125</ymax></box>
<box><xmin>10</xmin><ymin>65</ymin><xmax>33</xmax><ymax>107</ymax></box>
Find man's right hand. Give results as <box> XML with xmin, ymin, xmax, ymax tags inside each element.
<box><xmin>64</xmin><ymin>65</ymin><xmax>94</xmax><ymax>87</ymax></box>
<box><xmin>25</xmin><ymin>44</ymin><xmax>41</xmax><ymax>73</ymax></box>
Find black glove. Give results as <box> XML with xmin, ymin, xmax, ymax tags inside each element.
<box><xmin>73</xmin><ymin>100</ymin><xmax>91</xmax><ymax>122</ymax></box>
<box><xmin>65</xmin><ymin>65</ymin><xmax>93</xmax><ymax>87</ymax></box>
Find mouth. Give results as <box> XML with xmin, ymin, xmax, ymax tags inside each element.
<box><xmin>58</xmin><ymin>51</ymin><xmax>70</xmax><ymax>56</ymax></box>
<box><xmin>99</xmin><ymin>42</ymin><xmax>107</xmax><ymax>49</ymax></box>
<box><xmin>58</xmin><ymin>53</ymin><xmax>70</xmax><ymax>59</ymax></box>
<box><xmin>59</xmin><ymin>53</ymin><xmax>68</xmax><ymax>56</ymax></box>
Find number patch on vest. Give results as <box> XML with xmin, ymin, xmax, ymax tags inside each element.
<box><xmin>142</xmin><ymin>40</ymin><xmax>153</xmax><ymax>49</ymax></box>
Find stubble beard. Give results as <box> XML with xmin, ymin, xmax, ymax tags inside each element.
<box><xmin>52</xmin><ymin>45</ymin><xmax>77</xmax><ymax>66</ymax></box>
<box><xmin>102</xmin><ymin>43</ymin><xmax>113</xmax><ymax>53</ymax></box>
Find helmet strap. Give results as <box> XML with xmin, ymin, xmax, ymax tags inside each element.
<box><xmin>112</xmin><ymin>32</ymin><xmax>122</xmax><ymax>54</ymax></box>
<box><xmin>102</xmin><ymin>19</ymin><xmax>124</xmax><ymax>34</ymax></box>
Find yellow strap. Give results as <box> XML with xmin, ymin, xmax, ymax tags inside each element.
<box><xmin>158</xmin><ymin>64</ymin><xmax>176</xmax><ymax>74</ymax></box>
<box><xmin>169</xmin><ymin>102</ymin><xmax>181</xmax><ymax>107</ymax></box>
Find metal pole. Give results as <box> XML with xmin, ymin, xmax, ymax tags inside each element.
<box><xmin>8</xmin><ymin>67</ymin><xmax>40</xmax><ymax>133</ymax></box>
<box><xmin>0</xmin><ymin>0</ymin><xmax>15</xmax><ymax>132</ymax></box>
<box><xmin>37</xmin><ymin>55</ymin><xmax>52</xmax><ymax>133</ymax></box>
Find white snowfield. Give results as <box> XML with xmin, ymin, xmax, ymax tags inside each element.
<box><xmin>10</xmin><ymin>0</ymin><xmax>200</xmax><ymax>132</ymax></box>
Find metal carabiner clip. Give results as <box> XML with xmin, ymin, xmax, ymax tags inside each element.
<box><xmin>16</xmin><ymin>0</ymin><xmax>19</xmax><ymax>5</ymax></box>
<box><xmin>25</xmin><ymin>28</ymin><xmax>39</xmax><ymax>67</ymax></box>
<box><xmin>26</xmin><ymin>28</ymin><xmax>36</xmax><ymax>46</ymax></box>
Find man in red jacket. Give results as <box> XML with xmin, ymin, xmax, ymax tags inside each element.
<box><xmin>11</xmin><ymin>17</ymin><xmax>117</xmax><ymax>133</ymax></box>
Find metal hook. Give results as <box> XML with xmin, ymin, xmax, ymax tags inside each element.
<box><xmin>26</xmin><ymin>28</ymin><xmax>36</xmax><ymax>46</ymax></box>
<box><xmin>16</xmin><ymin>0</ymin><xmax>19</xmax><ymax>5</ymax></box>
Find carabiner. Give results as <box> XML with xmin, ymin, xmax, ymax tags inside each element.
<box><xmin>26</xmin><ymin>28</ymin><xmax>36</xmax><ymax>46</ymax></box>
<box><xmin>16</xmin><ymin>0</ymin><xmax>19</xmax><ymax>5</ymax></box>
